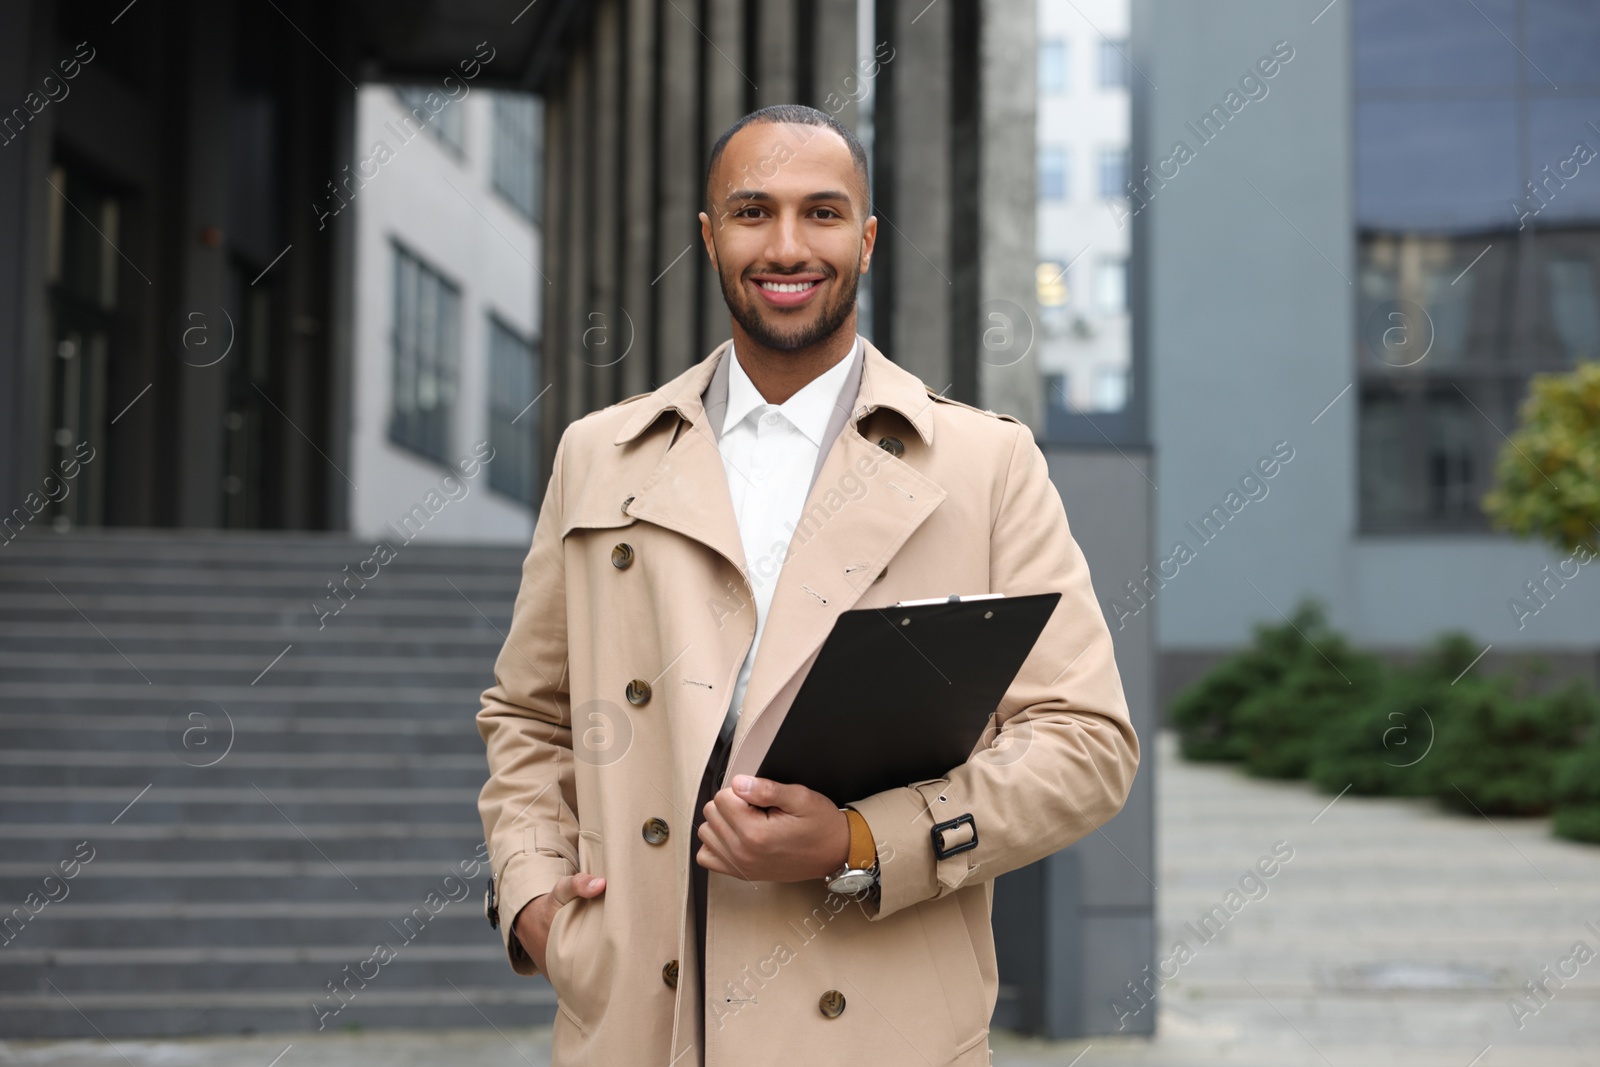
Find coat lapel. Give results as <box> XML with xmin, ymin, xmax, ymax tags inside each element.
<box><xmin>727</xmin><ymin>342</ymin><xmax>946</xmax><ymax>775</ymax></box>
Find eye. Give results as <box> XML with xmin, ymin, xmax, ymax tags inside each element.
<box><xmin>813</xmin><ymin>207</ymin><xmax>843</xmax><ymax>220</ymax></box>
<box><xmin>731</xmin><ymin>205</ymin><xmax>764</xmax><ymax>219</ymax></box>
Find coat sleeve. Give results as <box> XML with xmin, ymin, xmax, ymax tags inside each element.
<box><xmin>477</xmin><ymin>427</ymin><xmax>581</xmax><ymax>975</ymax></box>
<box><xmin>848</xmin><ymin>419</ymin><xmax>1140</xmax><ymax>921</ymax></box>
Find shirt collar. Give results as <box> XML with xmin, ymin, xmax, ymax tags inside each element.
<box><xmin>722</xmin><ymin>336</ymin><xmax>861</xmax><ymax>448</ymax></box>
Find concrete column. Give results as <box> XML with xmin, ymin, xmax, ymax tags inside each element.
<box><xmin>875</xmin><ymin>0</ymin><xmax>956</xmax><ymax>393</ymax></box>
<box><xmin>753</xmin><ymin>0</ymin><xmax>800</xmax><ymax>107</ymax></box>
<box><xmin>0</xmin><ymin>0</ymin><xmax>53</xmax><ymax>519</ymax></box>
<box><xmin>700</xmin><ymin>0</ymin><xmax>748</xmax><ymax>355</ymax></box>
<box><xmin>175</xmin><ymin>0</ymin><xmax>235</xmax><ymax>527</ymax></box>
<box><xmin>809</xmin><ymin>0</ymin><xmax>861</xmax><ymax>128</ymax></box>
<box><xmin>618</xmin><ymin>0</ymin><xmax>658</xmax><ymax>400</ymax></box>
<box><xmin>589</xmin><ymin>1</ymin><xmax>624</xmax><ymax>403</ymax></box>
<box><xmin>537</xmin><ymin>91</ymin><xmax>567</xmax><ymax>490</ymax></box>
<box><xmin>655</xmin><ymin>0</ymin><xmax>700</xmax><ymax>380</ymax></box>
<box><xmin>977</xmin><ymin>0</ymin><xmax>1042</xmax><ymax>431</ymax></box>
<box><xmin>560</xmin><ymin>49</ymin><xmax>594</xmax><ymax>419</ymax></box>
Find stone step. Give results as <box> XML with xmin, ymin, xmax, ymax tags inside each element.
<box><xmin>0</xmin><ymin>912</ymin><xmax>494</xmax><ymax>952</ymax></box>
<box><xmin>0</xmin><ymin>949</ymin><xmax>517</xmax><ymax>996</ymax></box>
<box><xmin>0</xmin><ymin>828</ymin><xmax>487</xmax><ymax>864</ymax></box>
<box><xmin>0</xmin><ymin>986</ymin><xmax>555</xmax><ymax>1040</ymax></box>
<box><xmin>0</xmin><ymin>528</ymin><xmax>527</xmax><ymax>564</ymax></box>
<box><xmin>0</xmin><ymin>728</ymin><xmax>485</xmax><ymax>757</ymax></box>
<box><xmin>0</xmin><ymin>593</ymin><xmax>515</xmax><ymax>623</ymax></box>
<box><xmin>0</xmin><ymin>860</ymin><xmax>497</xmax><ymax>904</ymax></box>
<box><xmin>0</xmin><ymin>634</ymin><xmax>504</xmax><ymax>661</ymax></box>
<box><xmin>0</xmin><ymin>659</ymin><xmax>493</xmax><ymax>688</ymax></box>
<box><xmin>0</xmin><ymin>562</ymin><xmax>522</xmax><ymax>590</ymax></box>
<box><xmin>0</xmin><ymin>531</ymin><xmax>540</xmax><ymax>1040</ymax></box>
<box><xmin>0</xmin><ymin>681</ymin><xmax>492</xmax><ymax>705</ymax></box>
<box><xmin>0</xmin><ymin>762</ymin><xmax>488</xmax><ymax>792</ymax></box>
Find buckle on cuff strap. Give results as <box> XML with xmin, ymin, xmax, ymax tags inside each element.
<box><xmin>930</xmin><ymin>812</ymin><xmax>978</xmax><ymax>859</ymax></box>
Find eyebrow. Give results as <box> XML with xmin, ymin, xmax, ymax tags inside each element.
<box><xmin>723</xmin><ymin>189</ymin><xmax>854</xmax><ymax>206</ymax></box>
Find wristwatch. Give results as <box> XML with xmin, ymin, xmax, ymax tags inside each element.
<box><xmin>825</xmin><ymin>807</ymin><xmax>879</xmax><ymax>894</ymax></box>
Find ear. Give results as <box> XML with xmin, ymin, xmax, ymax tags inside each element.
<box><xmin>699</xmin><ymin>210</ymin><xmax>718</xmax><ymax>268</ymax></box>
<box><xmin>859</xmin><ymin>215</ymin><xmax>878</xmax><ymax>273</ymax></box>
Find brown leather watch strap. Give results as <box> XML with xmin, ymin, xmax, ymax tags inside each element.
<box><xmin>842</xmin><ymin>807</ymin><xmax>876</xmax><ymax>870</ymax></box>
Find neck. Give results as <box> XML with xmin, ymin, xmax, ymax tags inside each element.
<box><xmin>731</xmin><ymin>314</ymin><xmax>858</xmax><ymax>406</ymax></box>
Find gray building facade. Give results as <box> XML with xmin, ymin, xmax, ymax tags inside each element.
<box><xmin>1134</xmin><ymin>0</ymin><xmax>1600</xmax><ymax>708</ymax></box>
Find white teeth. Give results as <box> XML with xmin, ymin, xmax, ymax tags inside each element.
<box><xmin>758</xmin><ymin>280</ymin><xmax>817</xmax><ymax>293</ymax></box>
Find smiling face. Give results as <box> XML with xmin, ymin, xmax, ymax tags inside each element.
<box><xmin>699</xmin><ymin>121</ymin><xmax>877</xmax><ymax>353</ymax></box>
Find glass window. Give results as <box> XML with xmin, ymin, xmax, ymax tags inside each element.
<box><xmin>1546</xmin><ymin>255</ymin><xmax>1600</xmax><ymax>363</ymax></box>
<box><xmin>1092</xmin><ymin>366</ymin><xmax>1127</xmax><ymax>411</ymax></box>
<box><xmin>492</xmin><ymin>92</ymin><xmax>542</xmax><ymax>222</ymax></box>
<box><xmin>1353</xmin><ymin>0</ymin><xmax>1518</xmax><ymax>90</ymax></box>
<box><xmin>1039</xmin><ymin>40</ymin><xmax>1068</xmax><ymax>94</ymax></box>
<box><xmin>1093</xmin><ymin>258</ymin><xmax>1126</xmax><ymax>313</ymax></box>
<box><xmin>1037</xmin><ymin>0</ymin><xmax>1134</xmax><ymax>438</ymax></box>
<box><xmin>1099</xmin><ymin>147</ymin><xmax>1129</xmax><ymax>200</ymax></box>
<box><xmin>1354</xmin><ymin>0</ymin><xmax>1600</xmax><ymax>533</ymax></box>
<box><xmin>1039</xmin><ymin>145</ymin><xmax>1069</xmax><ymax>201</ymax></box>
<box><xmin>487</xmin><ymin>316</ymin><xmax>539</xmax><ymax>504</ymax></box>
<box><xmin>395</xmin><ymin>87</ymin><xmax>466</xmax><ymax>153</ymax></box>
<box><xmin>1098</xmin><ymin>39</ymin><xmax>1129</xmax><ymax>89</ymax></box>
<box><xmin>1036</xmin><ymin>260</ymin><xmax>1071</xmax><ymax>307</ymax></box>
<box><xmin>390</xmin><ymin>243</ymin><xmax>460</xmax><ymax>463</ymax></box>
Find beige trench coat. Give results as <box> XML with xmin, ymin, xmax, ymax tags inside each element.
<box><xmin>477</xmin><ymin>338</ymin><xmax>1139</xmax><ymax>1066</ymax></box>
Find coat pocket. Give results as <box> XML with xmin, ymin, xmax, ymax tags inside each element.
<box><xmin>545</xmin><ymin>830</ymin><xmax>608</xmax><ymax>1032</ymax></box>
<box><xmin>915</xmin><ymin>896</ymin><xmax>989</xmax><ymax>1053</ymax></box>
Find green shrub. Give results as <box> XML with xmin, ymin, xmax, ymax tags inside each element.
<box><xmin>1427</xmin><ymin>677</ymin><xmax>1598</xmax><ymax>817</ymax></box>
<box><xmin>1233</xmin><ymin>625</ymin><xmax>1385</xmax><ymax>780</ymax></box>
<box><xmin>1552</xmin><ymin>734</ymin><xmax>1600</xmax><ymax>844</ymax></box>
<box><xmin>1168</xmin><ymin>600</ymin><xmax>1329</xmax><ymax>762</ymax></box>
<box><xmin>1307</xmin><ymin>632</ymin><xmax>1482</xmax><ymax>796</ymax></box>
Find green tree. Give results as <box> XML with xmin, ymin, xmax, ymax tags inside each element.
<box><xmin>1482</xmin><ymin>361</ymin><xmax>1600</xmax><ymax>555</ymax></box>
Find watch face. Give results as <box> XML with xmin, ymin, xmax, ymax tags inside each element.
<box><xmin>827</xmin><ymin>870</ymin><xmax>877</xmax><ymax>895</ymax></box>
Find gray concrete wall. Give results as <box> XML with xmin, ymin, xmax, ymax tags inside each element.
<box><xmin>1136</xmin><ymin>0</ymin><xmax>1600</xmax><ymax>666</ymax></box>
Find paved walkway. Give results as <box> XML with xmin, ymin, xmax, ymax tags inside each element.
<box><xmin>5</xmin><ymin>732</ymin><xmax>1598</xmax><ymax>1066</ymax></box>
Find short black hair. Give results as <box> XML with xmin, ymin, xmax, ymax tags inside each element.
<box><xmin>704</xmin><ymin>104</ymin><xmax>872</xmax><ymax>218</ymax></box>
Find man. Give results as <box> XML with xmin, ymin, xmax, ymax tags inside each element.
<box><xmin>477</xmin><ymin>104</ymin><xmax>1138</xmax><ymax>1066</ymax></box>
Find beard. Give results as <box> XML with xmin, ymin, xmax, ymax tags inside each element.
<box><xmin>715</xmin><ymin>252</ymin><xmax>860</xmax><ymax>352</ymax></box>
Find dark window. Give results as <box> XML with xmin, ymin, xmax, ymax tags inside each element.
<box><xmin>394</xmin><ymin>87</ymin><xmax>465</xmax><ymax>153</ymax></box>
<box><xmin>389</xmin><ymin>243</ymin><xmax>460</xmax><ymax>463</ymax></box>
<box><xmin>1099</xmin><ymin>147</ymin><xmax>1129</xmax><ymax>200</ymax></box>
<box><xmin>1354</xmin><ymin>0</ymin><xmax>1600</xmax><ymax>533</ymax></box>
<box><xmin>492</xmin><ymin>92</ymin><xmax>542</xmax><ymax>222</ymax></box>
<box><xmin>487</xmin><ymin>316</ymin><xmax>539</xmax><ymax>505</ymax></box>
<box><xmin>1040</xmin><ymin>40</ymin><xmax>1068</xmax><ymax>94</ymax></box>
<box><xmin>1039</xmin><ymin>146</ymin><xmax>1069</xmax><ymax>201</ymax></box>
<box><xmin>1098</xmin><ymin>39</ymin><xmax>1129</xmax><ymax>89</ymax></box>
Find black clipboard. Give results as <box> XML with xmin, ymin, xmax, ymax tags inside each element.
<box><xmin>753</xmin><ymin>591</ymin><xmax>1061</xmax><ymax>804</ymax></box>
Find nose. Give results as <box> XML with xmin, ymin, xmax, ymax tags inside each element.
<box><xmin>765</xmin><ymin>210</ymin><xmax>808</xmax><ymax>264</ymax></box>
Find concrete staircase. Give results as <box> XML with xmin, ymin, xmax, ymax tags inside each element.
<box><xmin>0</xmin><ymin>529</ymin><xmax>555</xmax><ymax>1039</ymax></box>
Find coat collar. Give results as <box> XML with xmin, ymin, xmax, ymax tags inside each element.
<box><xmin>612</xmin><ymin>336</ymin><xmax>936</xmax><ymax>449</ymax></box>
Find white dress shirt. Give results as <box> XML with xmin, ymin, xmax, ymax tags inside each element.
<box><xmin>719</xmin><ymin>336</ymin><xmax>861</xmax><ymax>726</ymax></box>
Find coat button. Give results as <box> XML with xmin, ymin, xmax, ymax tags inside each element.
<box><xmin>625</xmin><ymin>678</ymin><xmax>651</xmax><ymax>705</ymax></box>
<box><xmin>642</xmin><ymin>817</ymin><xmax>670</xmax><ymax>845</ymax></box>
<box><xmin>611</xmin><ymin>543</ymin><xmax>635</xmax><ymax>569</ymax></box>
<box><xmin>621</xmin><ymin>494</ymin><xmax>635</xmax><ymax>514</ymax></box>
<box><xmin>818</xmin><ymin>989</ymin><xmax>846</xmax><ymax>1018</ymax></box>
<box><xmin>662</xmin><ymin>959</ymin><xmax>679</xmax><ymax>988</ymax></box>
<box><xmin>877</xmin><ymin>436</ymin><xmax>904</xmax><ymax>458</ymax></box>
